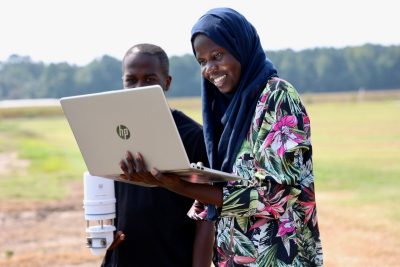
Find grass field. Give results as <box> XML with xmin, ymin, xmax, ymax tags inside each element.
<box><xmin>0</xmin><ymin>91</ymin><xmax>399</xmax><ymax>266</ymax></box>
<box><xmin>0</xmin><ymin>116</ymin><xmax>85</xmax><ymax>199</ymax></box>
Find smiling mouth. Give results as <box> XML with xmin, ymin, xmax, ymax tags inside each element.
<box><xmin>211</xmin><ymin>74</ymin><xmax>227</xmax><ymax>87</ymax></box>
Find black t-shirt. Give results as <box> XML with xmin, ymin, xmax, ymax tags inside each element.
<box><xmin>102</xmin><ymin>109</ymin><xmax>208</xmax><ymax>267</ymax></box>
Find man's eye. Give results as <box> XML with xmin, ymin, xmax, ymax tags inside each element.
<box><xmin>146</xmin><ymin>77</ymin><xmax>156</xmax><ymax>83</ymax></box>
<box><xmin>124</xmin><ymin>79</ymin><xmax>137</xmax><ymax>87</ymax></box>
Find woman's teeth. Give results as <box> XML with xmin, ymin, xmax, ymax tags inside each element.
<box><xmin>213</xmin><ymin>75</ymin><xmax>226</xmax><ymax>86</ymax></box>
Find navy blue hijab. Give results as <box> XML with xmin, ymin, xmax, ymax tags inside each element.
<box><xmin>191</xmin><ymin>7</ymin><xmax>278</xmax><ymax>173</ymax></box>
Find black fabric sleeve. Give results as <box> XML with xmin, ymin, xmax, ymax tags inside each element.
<box><xmin>172</xmin><ymin>109</ymin><xmax>209</xmax><ymax>167</ymax></box>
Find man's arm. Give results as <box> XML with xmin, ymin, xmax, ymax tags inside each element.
<box><xmin>193</xmin><ymin>220</ymin><xmax>214</xmax><ymax>267</ymax></box>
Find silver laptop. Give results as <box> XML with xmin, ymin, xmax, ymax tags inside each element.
<box><xmin>60</xmin><ymin>85</ymin><xmax>241</xmax><ymax>186</ymax></box>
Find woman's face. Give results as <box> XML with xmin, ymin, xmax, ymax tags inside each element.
<box><xmin>193</xmin><ymin>34</ymin><xmax>241</xmax><ymax>94</ymax></box>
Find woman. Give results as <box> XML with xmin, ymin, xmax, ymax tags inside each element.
<box><xmin>121</xmin><ymin>7</ymin><xmax>323</xmax><ymax>266</ymax></box>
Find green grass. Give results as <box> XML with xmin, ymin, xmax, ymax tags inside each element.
<box><xmin>308</xmin><ymin>101</ymin><xmax>400</xmax><ymax>220</ymax></box>
<box><xmin>168</xmin><ymin>97</ymin><xmax>202</xmax><ymax>123</ymax></box>
<box><xmin>0</xmin><ymin>105</ymin><xmax>63</xmax><ymax>119</ymax></box>
<box><xmin>0</xmin><ymin>99</ymin><xmax>399</xmax><ymax>222</ymax></box>
<box><xmin>0</xmin><ymin>116</ymin><xmax>85</xmax><ymax>200</ymax></box>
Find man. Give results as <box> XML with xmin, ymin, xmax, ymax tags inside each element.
<box><xmin>101</xmin><ymin>43</ymin><xmax>214</xmax><ymax>267</ymax></box>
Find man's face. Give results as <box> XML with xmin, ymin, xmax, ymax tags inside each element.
<box><xmin>122</xmin><ymin>52</ymin><xmax>171</xmax><ymax>90</ymax></box>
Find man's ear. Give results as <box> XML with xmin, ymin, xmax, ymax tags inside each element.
<box><xmin>164</xmin><ymin>75</ymin><xmax>172</xmax><ymax>92</ymax></box>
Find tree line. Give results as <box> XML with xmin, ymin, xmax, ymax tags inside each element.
<box><xmin>0</xmin><ymin>44</ymin><xmax>399</xmax><ymax>100</ymax></box>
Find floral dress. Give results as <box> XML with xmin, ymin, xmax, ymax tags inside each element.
<box><xmin>189</xmin><ymin>77</ymin><xmax>323</xmax><ymax>266</ymax></box>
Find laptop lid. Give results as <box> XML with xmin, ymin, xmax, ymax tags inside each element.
<box><xmin>60</xmin><ymin>85</ymin><xmax>241</xmax><ymax>184</ymax></box>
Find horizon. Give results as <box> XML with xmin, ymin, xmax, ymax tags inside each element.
<box><xmin>2</xmin><ymin>42</ymin><xmax>396</xmax><ymax>66</ymax></box>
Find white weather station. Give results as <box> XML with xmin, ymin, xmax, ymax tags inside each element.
<box><xmin>83</xmin><ymin>172</ymin><xmax>116</xmax><ymax>255</ymax></box>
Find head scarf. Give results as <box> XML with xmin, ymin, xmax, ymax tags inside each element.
<box><xmin>191</xmin><ymin>7</ymin><xmax>278</xmax><ymax>172</ymax></box>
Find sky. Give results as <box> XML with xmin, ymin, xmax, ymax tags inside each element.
<box><xmin>1</xmin><ymin>0</ymin><xmax>399</xmax><ymax>66</ymax></box>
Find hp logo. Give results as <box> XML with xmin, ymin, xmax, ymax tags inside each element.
<box><xmin>116</xmin><ymin>125</ymin><xmax>131</xmax><ymax>140</ymax></box>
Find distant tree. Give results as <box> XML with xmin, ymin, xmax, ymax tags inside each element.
<box><xmin>0</xmin><ymin>45</ymin><xmax>399</xmax><ymax>99</ymax></box>
<box><xmin>74</xmin><ymin>55</ymin><xmax>121</xmax><ymax>95</ymax></box>
<box><xmin>168</xmin><ymin>54</ymin><xmax>201</xmax><ymax>97</ymax></box>
<box><xmin>0</xmin><ymin>55</ymin><xmax>44</xmax><ymax>98</ymax></box>
<box><xmin>38</xmin><ymin>63</ymin><xmax>76</xmax><ymax>98</ymax></box>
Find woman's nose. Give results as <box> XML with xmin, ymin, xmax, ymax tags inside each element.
<box><xmin>204</xmin><ymin>61</ymin><xmax>217</xmax><ymax>76</ymax></box>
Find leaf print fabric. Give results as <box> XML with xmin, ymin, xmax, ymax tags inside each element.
<box><xmin>189</xmin><ymin>77</ymin><xmax>323</xmax><ymax>266</ymax></box>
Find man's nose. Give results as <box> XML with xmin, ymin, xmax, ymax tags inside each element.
<box><xmin>136</xmin><ymin>81</ymin><xmax>146</xmax><ymax>87</ymax></box>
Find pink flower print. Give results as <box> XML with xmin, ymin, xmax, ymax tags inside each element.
<box><xmin>228</xmin><ymin>179</ymin><xmax>237</xmax><ymax>186</ymax></box>
<box><xmin>256</xmin><ymin>189</ymin><xmax>292</xmax><ymax>219</ymax></box>
<box><xmin>260</xmin><ymin>91</ymin><xmax>270</xmax><ymax>104</ymax></box>
<box><xmin>303</xmin><ymin>115</ymin><xmax>310</xmax><ymax>134</ymax></box>
<box><xmin>216</xmin><ymin>246</ymin><xmax>257</xmax><ymax>267</ymax></box>
<box><xmin>298</xmin><ymin>187</ymin><xmax>317</xmax><ymax>225</ymax></box>
<box><xmin>299</xmin><ymin>200</ymin><xmax>316</xmax><ymax>225</ymax></box>
<box><xmin>233</xmin><ymin>256</ymin><xmax>257</xmax><ymax>264</ymax></box>
<box><xmin>263</xmin><ymin>115</ymin><xmax>305</xmax><ymax>157</ymax></box>
<box><xmin>255</xmin><ymin>91</ymin><xmax>272</xmax><ymax>126</ymax></box>
<box><xmin>277</xmin><ymin>218</ymin><xmax>295</xmax><ymax>237</ymax></box>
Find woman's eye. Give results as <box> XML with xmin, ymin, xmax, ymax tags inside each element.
<box><xmin>215</xmin><ymin>52</ymin><xmax>222</xmax><ymax>60</ymax></box>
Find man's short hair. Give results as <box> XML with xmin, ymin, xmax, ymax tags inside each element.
<box><xmin>122</xmin><ymin>43</ymin><xmax>169</xmax><ymax>77</ymax></box>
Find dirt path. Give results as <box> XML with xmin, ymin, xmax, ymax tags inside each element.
<box><xmin>317</xmin><ymin>192</ymin><xmax>400</xmax><ymax>267</ymax></box>
<box><xmin>0</xmin><ymin>183</ymin><xmax>399</xmax><ymax>267</ymax></box>
<box><xmin>0</xmin><ymin>152</ymin><xmax>29</xmax><ymax>176</ymax></box>
<box><xmin>0</xmin><ymin>181</ymin><xmax>104</xmax><ymax>267</ymax></box>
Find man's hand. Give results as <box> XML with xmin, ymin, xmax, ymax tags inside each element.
<box><xmin>107</xmin><ymin>231</ymin><xmax>125</xmax><ymax>251</ymax></box>
<box><xmin>119</xmin><ymin>151</ymin><xmax>162</xmax><ymax>187</ymax></box>
<box><xmin>119</xmin><ymin>151</ymin><xmax>183</xmax><ymax>189</ymax></box>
